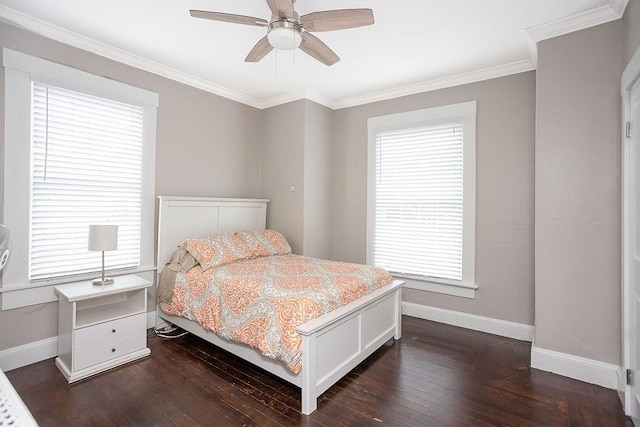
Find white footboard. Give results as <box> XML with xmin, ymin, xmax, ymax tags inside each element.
<box><xmin>297</xmin><ymin>280</ymin><xmax>403</xmax><ymax>415</ymax></box>
<box><xmin>157</xmin><ymin>279</ymin><xmax>403</xmax><ymax>415</ymax></box>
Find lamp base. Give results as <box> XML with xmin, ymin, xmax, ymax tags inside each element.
<box><xmin>92</xmin><ymin>277</ymin><xmax>114</xmax><ymax>286</ymax></box>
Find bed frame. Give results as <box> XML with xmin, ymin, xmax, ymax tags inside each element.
<box><xmin>156</xmin><ymin>196</ymin><xmax>403</xmax><ymax>415</ymax></box>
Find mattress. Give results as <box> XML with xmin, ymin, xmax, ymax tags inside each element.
<box><xmin>160</xmin><ymin>253</ymin><xmax>393</xmax><ymax>373</ymax></box>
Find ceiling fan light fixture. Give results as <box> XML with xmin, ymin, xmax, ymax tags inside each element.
<box><xmin>267</xmin><ymin>21</ymin><xmax>302</xmax><ymax>50</ymax></box>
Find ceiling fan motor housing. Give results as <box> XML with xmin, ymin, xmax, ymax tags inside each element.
<box><xmin>267</xmin><ymin>12</ymin><xmax>302</xmax><ymax>50</ymax></box>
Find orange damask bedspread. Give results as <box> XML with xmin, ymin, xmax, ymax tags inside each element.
<box><xmin>160</xmin><ymin>254</ymin><xmax>393</xmax><ymax>373</ymax></box>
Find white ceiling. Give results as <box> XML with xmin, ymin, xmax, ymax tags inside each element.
<box><xmin>0</xmin><ymin>0</ymin><xmax>627</xmax><ymax>109</ymax></box>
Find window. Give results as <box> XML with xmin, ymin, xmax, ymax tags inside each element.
<box><xmin>2</xmin><ymin>48</ymin><xmax>158</xmax><ymax>309</ymax></box>
<box><xmin>30</xmin><ymin>82</ymin><xmax>143</xmax><ymax>280</ymax></box>
<box><xmin>367</xmin><ymin>102</ymin><xmax>477</xmax><ymax>298</ymax></box>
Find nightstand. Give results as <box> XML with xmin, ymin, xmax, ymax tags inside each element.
<box><xmin>54</xmin><ymin>275</ymin><xmax>152</xmax><ymax>383</ymax></box>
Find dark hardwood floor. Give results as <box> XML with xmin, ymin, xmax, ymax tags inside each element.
<box><xmin>6</xmin><ymin>316</ymin><xmax>633</xmax><ymax>426</ymax></box>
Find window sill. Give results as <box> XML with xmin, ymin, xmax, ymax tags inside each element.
<box><xmin>1</xmin><ymin>267</ymin><xmax>156</xmax><ymax>310</ymax></box>
<box><xmin>398</xmin><ymin>275</ymin><xmax>477</xmax><ymax>299</ymax></box>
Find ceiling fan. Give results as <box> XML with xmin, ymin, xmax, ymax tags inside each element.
<box><xmin>190</xmin><ymin>0</ymin><xmax>375</xmax><ymax>66</ymax></box>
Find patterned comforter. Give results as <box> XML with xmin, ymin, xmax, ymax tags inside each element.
<box><xmin>160</xmin><ymin>254</ymin><xmax>393</xmax><ymax>373</ymax></box>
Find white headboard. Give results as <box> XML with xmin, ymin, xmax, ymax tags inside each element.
<box><xmin>157</xmin><ymin>196</ymin><xmax>269</xmax><ymax>268</ymax></box>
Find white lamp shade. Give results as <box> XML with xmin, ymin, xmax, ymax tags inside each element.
<box><xmin>88</xmin><ymin>225</ymin><xmax>118</xmax><ymax>251</ymax></box>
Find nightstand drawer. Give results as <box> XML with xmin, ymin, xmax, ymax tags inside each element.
<box><xmin>74</xmin><ymin>313</ymin><xmax>146</xmax><ymax>350</ymax></box>
<box><xmin>74</xmin><ymin>330</ymin><xmax>146</xmax><ymax>371</ymax></box>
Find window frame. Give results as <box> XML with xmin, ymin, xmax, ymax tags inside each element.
<box><xmin>366</xmin><ymin>101</ymin><xmax>477</xmax><ymax>298</ymax></box>
<box><xmin>2</xmin><ymin>48</ymin><xmax>158</xmax><ymax>310</ymax></box>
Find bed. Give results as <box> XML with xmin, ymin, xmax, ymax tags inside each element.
<box><xmin>156</xmin><ymin>196</ymin><xmax>403</xmax><ymax>415</ymax></box>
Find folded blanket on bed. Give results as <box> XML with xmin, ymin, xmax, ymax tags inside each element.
<box><xmin>157</xmin><ymin>247</ymin><xmax>199</xmax><ymax>303</ymax></box>
<box><xmin>160</xmin><ymin>253</ymin><xmax>393</xmax><ymax>373</ymax></box>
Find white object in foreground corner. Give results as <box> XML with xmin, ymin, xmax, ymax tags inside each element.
<box><xmin>0</xmin><ymin>369</ymin><xmax>37</xmax><ymax>426</ymax></box>
<box><xmin>0</xmin><ymin>224</ymin><xmax>11</xmax><ymax>271</ymax></box>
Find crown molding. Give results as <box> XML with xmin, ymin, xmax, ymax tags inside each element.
<box><xmin>256</xmin><ymin>90</ymin><xmax>337</xmax><ymax>110</ymax></box>
<box><xmin>609</xmin><ymin>0</ymin><xmax>630</xmax><ymax>16</ymax></box>
<box><xmin>525</xmin><ymin>34</ymin><xmax>538</xmax><ymax>65</ymax></box>
<box><xmin>304</xmin><ymin>92</ymin><xmax>338</xmax><ymax>110</ymax></box>
<box><xmin>0</xmin><ymin>5</ymin><xmax>264</xmax><ymax>109</ymax></box>
<box><xmin>332</xmin><ymin>59</ymin><xmax>536</xmax><ymax>110</ymax></box>
<box><xmin>262</xmin><ymin>59</ymin><xmax>537</xmax><ymax>110</ymax></box>
<box><xmin>526</xmin><ymin>0</ymin><xmax>628</xmax><ymax>43</ymax></box>
<box><xmin>257</xmin><ymin>90</ymin><xmax>307</xmax><ymax>109</ymax></box>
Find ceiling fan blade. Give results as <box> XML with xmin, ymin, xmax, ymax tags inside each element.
<box><xmin>299</xmin><ymin>32</ymin><xmax>339</xmax><ymax>66</ymax></box>
<box><xmin>266</xmin><ymin>0</ymin><xmax>294</xmax><ymax>19</ymax></box>
<box><xmin>245</xmin><ymin>36</ymin><xmax>274</xmax><ymax>62</ymax></box>
<box><xmin>300</xmin><ymin>9</ymin><xmax>374</xmax><ymax>32</ymax></box>
<box><xmin>190</xmin><ymin>10</ymin><xmax>268</xmax><ymax>27</ymax></box>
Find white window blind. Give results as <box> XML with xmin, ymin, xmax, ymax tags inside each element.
<box><xmin>367</xmin><ymin>101</ymin><xmax>476</xmax><ymax>296</ymax></box>
<box><xmin>373</xmin><ymin>122</ymin><xmax>464</xmax><ymax>281</ymax></box>
<box><xmin>30</xmin><ymin>82</ymin><xmax>143</xmax><ymax>281</ymax></box>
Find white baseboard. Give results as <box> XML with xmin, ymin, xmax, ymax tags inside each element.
<box><xmin>618</xmin><ymin>367</ymin><xmax>626</xmax><ymax>394</ymax></box>
<box><xmin>617</xmin><ymin>367</ymin><xmax>626</xmax><ymax>405</ymax></box>
<box><xmin>0</xmin><ymin>311</ymin><xmax>158</xmax><ymax>372</ymax></box>
<box><xmin>402</xmin><ymin>301</ymin><xmax>534</xmax><ymax>341</ymax></box>
<box><xmin>531</xmin><ymin>345</ymin><xmax>620</xmax><ymax>390</ymax></box>
<box><xmin>402</xmin><ymin>302</ymin><xmax>622</xmax><ymax>391</ymax></box>
<box><xmin>0</xmin><ymin>336</ymin><xmax>58</xmax><ymax>372</ymax></box>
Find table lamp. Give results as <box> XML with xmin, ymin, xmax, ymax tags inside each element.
<box><xmin>88</xmin><ymin>224</ymin><xmax>118</xmax><ymax>286</ymax></box>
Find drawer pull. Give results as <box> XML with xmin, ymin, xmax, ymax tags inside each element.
<box><xmin>111</xmin><ymin>348</ymin><xmax>116</xmax><ymax>353</ymax></box>
<box><xmin>111</xmin><ymin>329</ymin><xmax>116</xmax><ymax>333</ymax></box>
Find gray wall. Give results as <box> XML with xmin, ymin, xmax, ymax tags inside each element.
<box><xmin>260</xmin><ymin>101</ymin><xmax>306</xmax><ymax>254</ymax></box>
<box><xmin>330</xmin><ymin>72</ymin><xmax>536</xmax><ymax>326</ymax></box>
<box><xmin>260</xmin><ymin>99</ymin><xmax>333</xmax><ymax>258</ymax></box>
<box><xmin>156</xmin><ymin>84</ymin><xmax>261</xmax><ymax>198</ymax></box>
<box><xmin>0</xmin><ymin>21</ymin><xmax>262</xmax><ymax>350</ymax></box>
<box><xmin>535</xmin><ymin>21</ymin><xmax>623</xmax><ymax>364</ymax></box>
<box><xmin>624</xmin><ymin>0</ymin><xmax>640</xmax><ymax>65</ymax></box>
<box><xmin>303</xmin><ymin>101</ymin><xmax>333</xmax><ymax>259</ymax></box>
